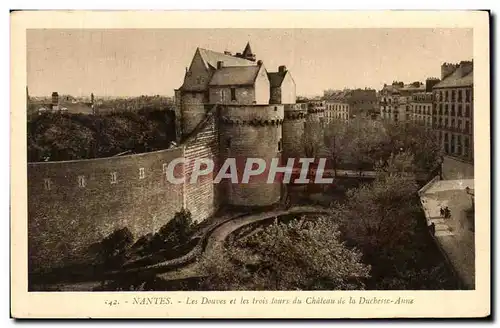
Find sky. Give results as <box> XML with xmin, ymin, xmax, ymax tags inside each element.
<box><xmin>27</xmin><ymin>28</ymin><xmax>473</xmax><ymax>98</ymax></box>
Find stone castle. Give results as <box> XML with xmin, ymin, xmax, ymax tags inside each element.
<box><xmin>173</xmin><ymin>42</ymin><xmax>322</xmax><ymax>209</ymax></box>
<box><xmin>27</xmin><ymin>42</ymin><xmax>324</xmax><ymax>272</ymax></box>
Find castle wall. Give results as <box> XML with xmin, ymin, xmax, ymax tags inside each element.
<box><xmin>183</xmin><ymin>113</ymin><xmax>219</xmax><ymax>222</ymax></box>
<box><xmin>181</xmin><ymin>91</ymin><xmax>206</xmax><ymax>136</ymax></box>
<box><xmin>219</xmin><ymin>105</ymin><xmax>284</xmax><ymax>207</ymax></box>
<box><xmin>209</xmin><ymin>86</ymin><xmax>255</xmax><ymax>105</ymax></box>
<box><xmin>283</xmin><ymin>104</ymin><xmax>306</xmax><ymax>160</ymax></box>
<box><xmin>28</xmin><ymin>147</ymin><xmax>184</xmax><ymax>272</ymax></box>
<box><xmin>270</xmin><ymin>87</ymin><xmax>281</xmax><ymax>104</ymax></box>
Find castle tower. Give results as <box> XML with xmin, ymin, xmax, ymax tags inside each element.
<box><xmin>283</xmin><ymin>103</ymin><xmax>307</xmax><ymax>161</ymax></box>
<box><xmin>219</xmin><ymin>104</ymin><xmax>284</xmax><ymax>207</ymax></box>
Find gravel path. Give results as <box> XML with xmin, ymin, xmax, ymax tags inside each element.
<box><xmin>157</xmin><ymin>206</ymin><xmax>328</xmax><ymax>281</ymax></box>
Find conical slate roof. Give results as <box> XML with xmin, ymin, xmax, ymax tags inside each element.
<box><xmin>242</xmin><ymin>42</ymin><xmax>254</xmax><ymax>57</ymax></box>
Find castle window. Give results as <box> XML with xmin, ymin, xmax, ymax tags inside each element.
<box><xmin>278</xmin><ymin>138</ymin><xmax>282</xmax><ymax>152</ymax></box>
<box><xmin>226</xmin><ymin>138</ymin><xmax>231</xmax><ymax>149</ymax></box>
<box><xmin>220</xmin><ymin>89</ymin><xmax>226</xmax><ymax>102</ymax></box>
<box><xmin>78</xmin><ymin>175</ymin><xmax>86</xmax><ymax>188</ymax></box>
<box><xmin>44</xmin><ymin>178</ymin><xmax>51</xmax><ymax>191</ymax></box>
<box><xmin>465</xmin><ymin>105</ymin><xmax>471</xmax><ymax>117</ymax></box>
<box><xmin>458</xmin><ymin>104</ymin><xmax>463</xmax><ymax>116</ymax></box>
<box><xmin>465</xmin><ymin>121</ymin><xmax>470</xmax><ymax>133</ymax></box>
<box><xmin>274</xmin><ymin>106</ymin><xmax>277</xmax><ymax>111</ymax></box>
<box><xmin>139</xmin><ymin>168</ymin><xmax>145</xmax><ymax>179</ymax></box>
<box><xmin>458</xmin><ymin>90</ymin><xmax>463</xmax><ymax>102</ymax></box>
<box><xmin>465</xmin><ymin>89</ymin><xmax>471</xmax><ymax>102</ymax></box>
<box><xmin>231</xmin><ymin>88</ymin><xmax>236</xmax><ymax>101</ymax></box>
<box><xmin>110</xmin><ymin>172</ymin><xmax>117</xmax><ymax>184</ymax></box>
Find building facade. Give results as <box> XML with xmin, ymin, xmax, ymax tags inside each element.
<box><xmin>379</xmin><ymin>82</ymin><xmax>425</xmax><ymax>122</ymax></box>
<box><xmin>410</xmin><ymin>92</ymin><xmax>433</xmax><ymax>127</ymax></box>
<box><xmin>432</xmin><ymin>61</ymin><xmax>474</xmax><ymax>161</ymax></box>
<box><xmin>324</xmin><ymin>91</ymin><xmax>350</xmax><ymax>123</ymax></box>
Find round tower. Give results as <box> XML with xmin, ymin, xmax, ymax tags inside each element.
<box><xmin>219</xmin><ymin>104</ymin><xmax>284</xmax><ymax>207</ymax></box>
<box><xmin>304</xmin><ymin>101</ymin><xmax>325</xmax><ymax>156</ymax></box>
<box><xmin>180</xmin><ymin>91</ymin><xmax>207</xmax><ymax>137</ymax></box>
<box><xmin>282</xmin><ymin>103</ymin><xmax>307</xmax><ymax>161</ymax></box>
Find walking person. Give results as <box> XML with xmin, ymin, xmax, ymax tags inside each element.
<box><xmin>430</xmin><ymin>222</ymin><xmax>436</xmax><ymax>236</ymax></box>
<box><xmin>440</xmin><ymin>207</ymin><xmax>444</xmax><ymax>217</ymax></box>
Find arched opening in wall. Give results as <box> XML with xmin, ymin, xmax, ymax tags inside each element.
<box><xmin>278</xmin><ymin>138</ymin><xmax>282</xmax><ymax>152</ymax></box>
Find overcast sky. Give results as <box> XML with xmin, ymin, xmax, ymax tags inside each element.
<box><xmin>27</xmin><ymin>28</ymin><xmax>473</xmax><ymax>98</ymax></box>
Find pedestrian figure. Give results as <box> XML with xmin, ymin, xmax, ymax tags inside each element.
<box><xmin>445</xmin><ymin>207</ymin><xmax>451</xmax><ymax>218</ymax></box>
<box><xmin>440</xmin><ymin>207</ymin><xmax>444</xmax><ymax>217</ymax></box>
<box><xmin>430</xmin><ymin>222</ymin><xmax>436</xmax><ymax>236</ymax></box>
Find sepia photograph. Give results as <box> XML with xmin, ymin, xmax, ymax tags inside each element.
<box><xmin>11</xmin><ymin>10</ymin><xmax>490</xmax><ymax>318</ymax></box>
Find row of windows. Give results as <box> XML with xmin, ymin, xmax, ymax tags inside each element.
<box><xmin>219</xmin><ymin>88</ymin><xmax>238</xmax><ymax>102</ymax></box>
<box><xmin>412</xmin><ymin>115</ymin><xmax>432</xmax><ymax>126</ymax></box>
<box><xmin>42</xmin><ymin>165</ymin><xmax>171</xmax><ymax>190</ymax></box>
<box><xmin>326</xmin><ymin>104</ymin><xmax>348</xmax><ymax>111</ymax></box>
<box><xmin>433</xmin><ymin>103</ymin><xmax>472</xmax><ymax>117</ymax></box>
<box><xmin>435</xmin><ymin>88</ymin><xmax>472</xmax><ymax>103</ymax></box>
<box><xmin>439</xmin><ymin>132</ymin><xmax>471</xmax><ymax>158</ymax></box>
<box><xmin>412</xmin><ymin>104</ymin><xmax>432</xmax><ymax>115</ymax></box>
<box><xmin>434</xmin><ymin>117</ymin><xmax>471</xmax><ymax>133</ymax></box>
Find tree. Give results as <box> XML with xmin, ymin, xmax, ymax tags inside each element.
<box><xmin>198</xmin><ymin>215</ymin><xmax>371</xmax><ymax>291</ymax></box>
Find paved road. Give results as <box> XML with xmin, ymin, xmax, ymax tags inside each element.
<box><xmin>419</xmin><ymin>179</ymin><xmax>475</xmax><ymax>289</ymax></box>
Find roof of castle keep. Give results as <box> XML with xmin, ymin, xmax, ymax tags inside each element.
<box><xmin>267</xmin><ymin>72</ymin><xmax>286</xmax><ymax>88</ymax></box>
<box><xmin>208</xmin><ymin>66</ymin><xmax>261</xmax><ymax>86</ymax></box>
<box><xmin>198</xmin><ymin>48</ymin><xmax>256</xmax><ymax>69</ymax></box>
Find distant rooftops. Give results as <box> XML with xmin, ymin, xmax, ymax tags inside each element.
<box><xmin>433</xmin><ymin>61</ymin><xmax>473</xmax><ymax>89</ymax></box>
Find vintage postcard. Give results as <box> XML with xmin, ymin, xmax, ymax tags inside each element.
<box><xmin>11</xmin><ymin>11</ymin><xmax>490</xmax><ymax>318</ymax></box>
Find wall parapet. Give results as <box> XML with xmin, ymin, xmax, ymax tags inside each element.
<box><xmin>219</xmin><ymin>104</ymin><xmax>284</xmax><ymax>125</ymax></box>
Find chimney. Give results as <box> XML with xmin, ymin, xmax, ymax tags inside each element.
<box><xmin>217</xmin><ymin>61</ymin><xmax>224</xmax><ymax>69</ymax></box>
<box><xmin>441</xmin><ymin>62</ymin><xmax>459</xmax><ymax>80</ymax></box>
<box><xmin>278</xmin><ymin>65</ymin><xmax>287</xmax><ymax>73</ymax></box>
<box><xmin>459</xmin><ymin>61</ymin><xmax>473</xmax><ymax>77</ymax></box>
<box><xmin>51</xmin><ymin>92</ymin><xmax>59</xmax><ymax>106</ymax></box>
<box><xmin>425</xmin><ymin>78</ymin><xmax>441</xmax><ymax>92</ymax></box>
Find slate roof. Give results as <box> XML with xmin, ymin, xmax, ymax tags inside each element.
<box><xmin>433</xmin><ymin>68</ymin><xmax>473</xmax><ymax>89</ymax></box>
<box><xmin>208</xmin><ymin>66</ymin><xmax>261</xmax><ymax>86</ymax></box>
<box><xmin>267</xmin><ymin>72</ymin><xmax>286</xmax><ymax>88</ymax></box>
<box><xmin>198</xmin><ymin>48</ymin><xmax>256</xmax><ymax>69</ymax></box>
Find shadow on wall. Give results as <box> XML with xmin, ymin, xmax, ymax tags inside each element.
<box><xmin>442</xmin><ymin>156</ymin><xmax>474</xmax><ymax>180</ymax></box>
